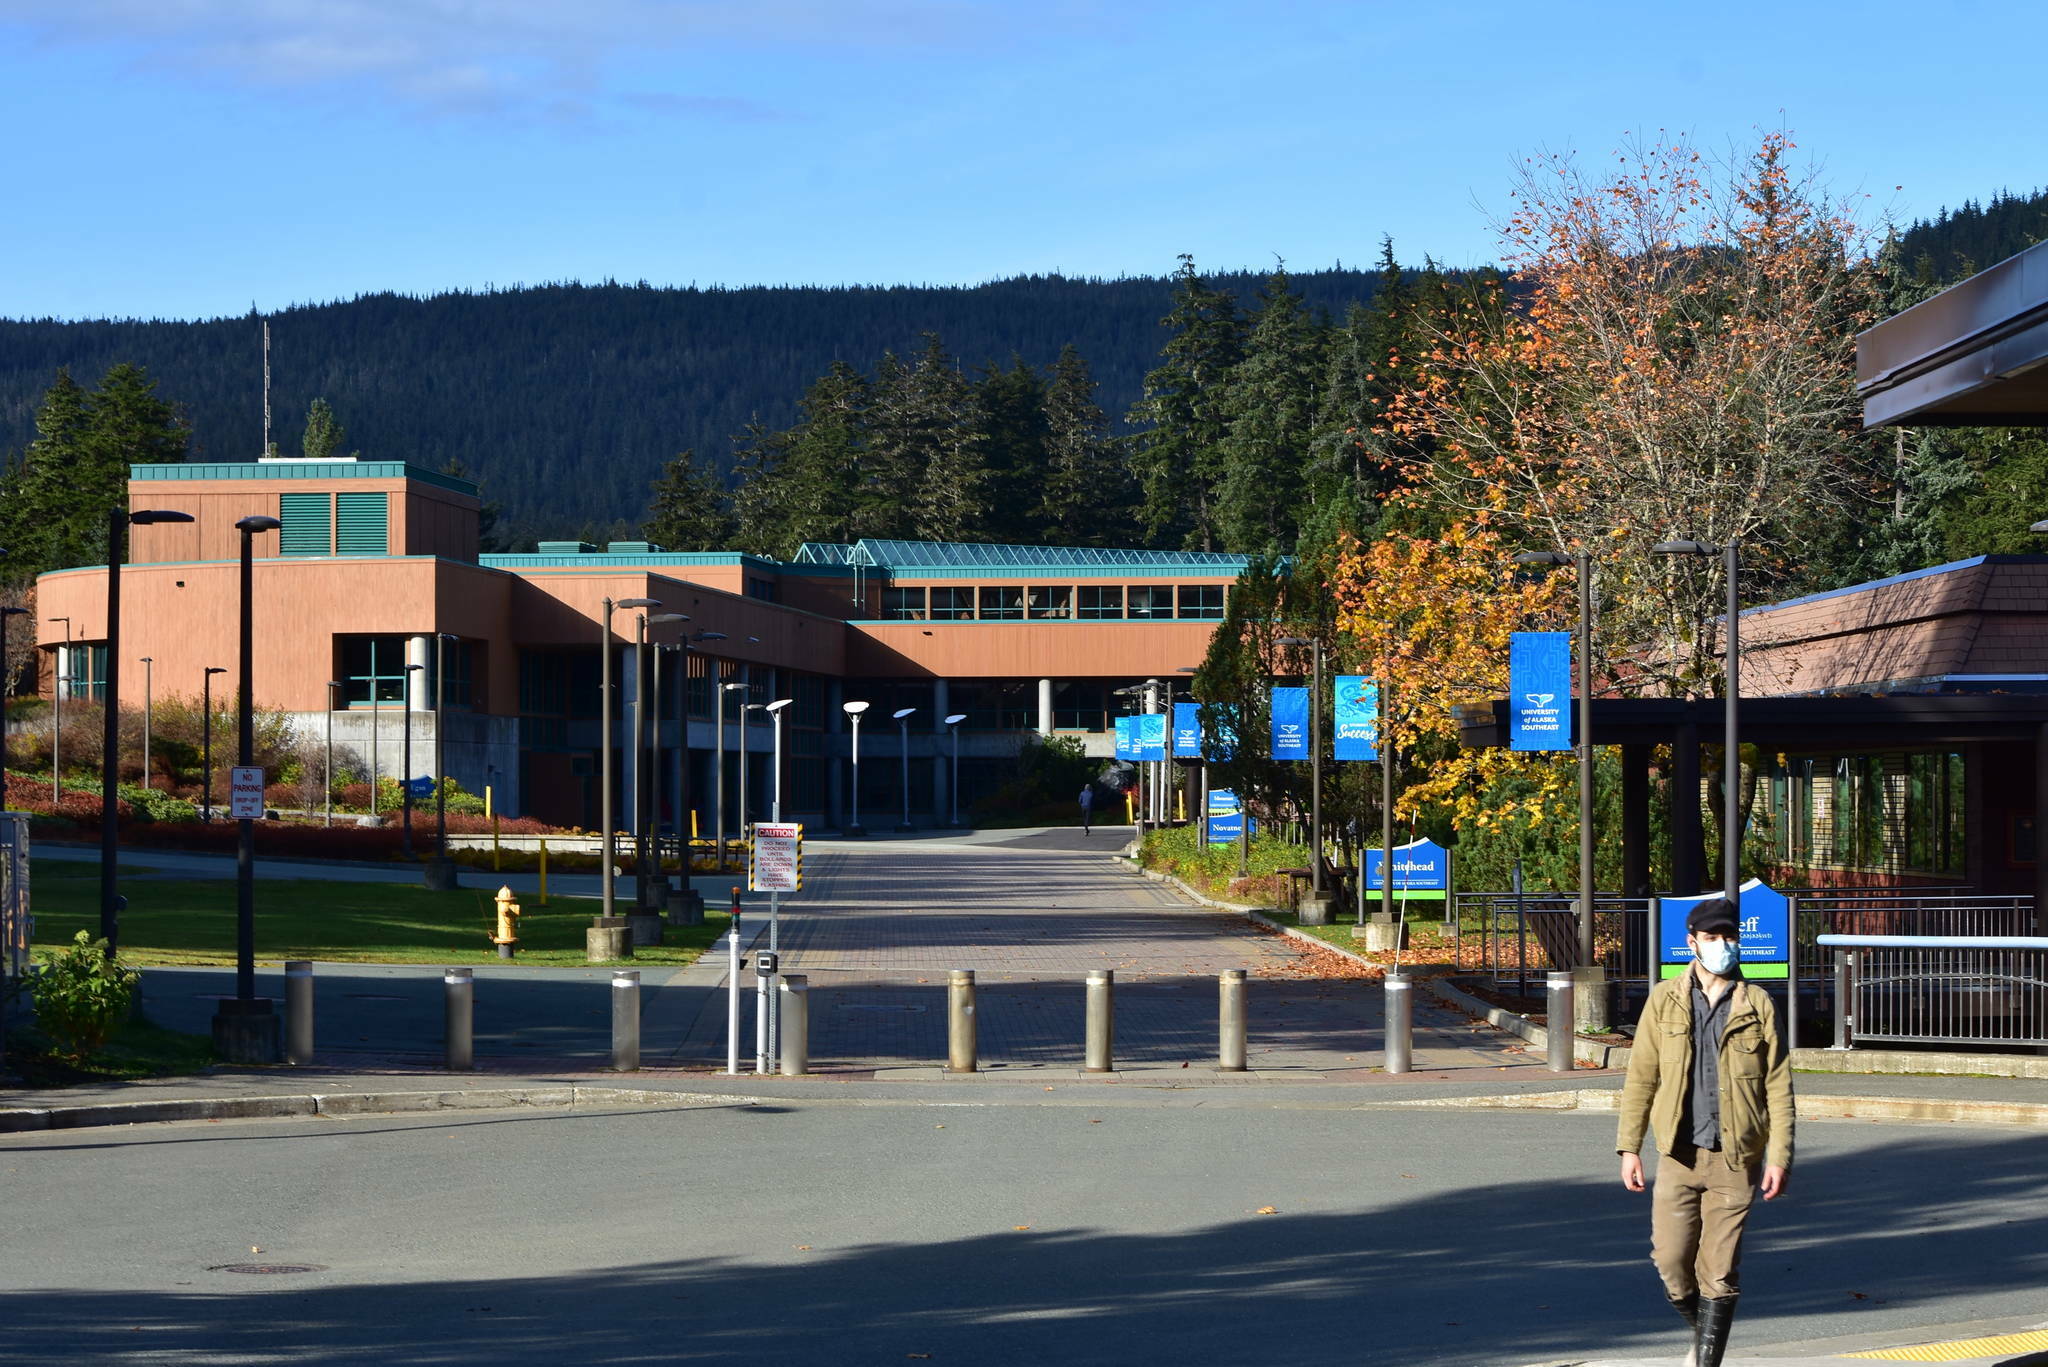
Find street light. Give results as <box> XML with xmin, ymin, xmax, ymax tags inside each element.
<box><xmin>740</xmin><ymin>701</ymin><xmax>767</xmax><ymax>836</ymax></box>
<box><xmin>765</xmin><ymin>698</ymin><xmax>793</xmax><ymax>821</ymax></box>
<box><xmin>1652</xmin><ymin>538</ymin><xmax>1742</xmax><ymax>912</ymax></box>
<box><xmin>429</xmin><ymin>633</ymin><xmax>459</xmax><ymax>888</ymax></box>
<box><xmin>1513</xmin><ymin>548</ymin><xmax>1598</xmax><ymax>970</ymax></box>
<box><xmin>680</xmin><ymin>630</ymin><xmax>726</xmax><ymax>872</ymax></box>
<box><xmin>215</xmin><ymin>512</ymin><xmax>281</xmax><ymax>1062</ymax></box>
<box><xmin>601</xmin><ymin>596</ymin><xmax>662</xmax><ymax>924</ymax></box>
<box><xmin>139</xmin><ymin>656</ymin><xmax>154</xmax><ymax>791</ymax></box>
<box><xmin>893</xmin><ymin>707</ymin><xmax>917</xmax><ymax>831</ymax></box>
<box><xmin>325</xmin><ymin>680</ymin><xmax>343</xmax><ymax>828</ymax></box>
<box><xmin>400</xmin><ymin>662</ymin><xmax>423</xmax><ymax>859</ymax></box>
<box><xmin>201</xmin><ymin>666</ymin><xmax>226</xmax><ymax>821</ymax></box>
<box><xmin>1176</xmin><ymin>666</ymin><xmax>1207</xmax><ymax>846</ymax></box>
<box><xmin>101</xmin><ymin>507</ymin><xmax>194</xmax><ymax>953</ymax></box>
<box><xmin>944</xmin><ymin>713</ymin><xmax>966</xmax><ymax>826</ymax></box>
<box><xmin>842</xmin><ymin>700</ymin><xmax>870</xmax><ymax>836</ymax></box>
<box><xmin>1275</xmin><ymin>637</ymin><xmax>1328</xmax><ymax>908</ymax></box>
<box><xmin>717</xmin><ymin>680</ymin><xmax>747</xmax><ymax>867</ymax></box>
<box><xmin>48</xmin><ymin>615</ymin><xmax>68</xmax><ymax>804</ymax></box>
<box><xmin>637</xmin><ymin>612</ymin><xmax>687</xmax><ymax>907</ymax></box>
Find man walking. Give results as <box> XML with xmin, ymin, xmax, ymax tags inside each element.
<box><xmin>1616</xmin><ymin>897</ymin><xmax>1794</xmax><ymax>1367</ymax></box>
<box><xmin>1077</xmin><ymin>783</ymin><xmax>1095</xmax><ymax>835</ymax></box>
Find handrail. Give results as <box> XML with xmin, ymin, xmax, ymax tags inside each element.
<box><xmin>1817</xmin><ymin>934</ymin><xmax>2048</xmax><ymax>950</ymax></box>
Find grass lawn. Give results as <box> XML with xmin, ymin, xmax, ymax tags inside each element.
<box><xmin>28</xmin><ymin>859</ymin><xmax>729</xmax><ymax>968</ymax></box>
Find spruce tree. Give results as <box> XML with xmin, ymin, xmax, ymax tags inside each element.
<box><xmin>1212</xmin><ymin>264</ymin><xmax>1327</xmax><ymax>554</ymax></box>
<box><xmin>1035</xmin><ymin>345</ymin><xmax>1132</xmax><ymax>546</ymax></box>
<box><xmin>973</xmin><ymin>357</ymin><xmax>1050</xmax><ymax>544</ymax></box>
<box><xmin>302</xmin><ymin>398</ymin><xmax>347</xmax><ymax>461</ymax></box>
<box><xmin>642</xmin><ymin>449</ymin><xmax>736</xmax><ymax>551</ymax></box>
<box><xmin>1128</xmin><ymin>256</ymin><xmax>1246</xmax><ymax>549</ymax></box>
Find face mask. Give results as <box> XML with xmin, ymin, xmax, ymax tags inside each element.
<box><xmin>1697</xmin><ymin>940</ymin><xmax>1739</xmax><ymax>976</ymax></box>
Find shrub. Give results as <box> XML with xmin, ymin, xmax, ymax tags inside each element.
<box><xmin>118</xmin><ymin>783</ymin><xmax>199</xmax><ymax>824</ymax></box>
<box><xmin>32</xmin><ymin>932</ymin><xmax>141</xmax><ymax>1057</ymax></box>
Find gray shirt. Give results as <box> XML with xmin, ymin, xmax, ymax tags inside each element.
<box><xmin>1686</xmin><ymin>976</ymin><xmax>1736</xmax><ymax>1150</ymax></box>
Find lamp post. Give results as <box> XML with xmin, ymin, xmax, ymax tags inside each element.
<box><xmin>215</xmin><ymin>513</ymin><xmax>281</xmax><ymax>1062</ymax></box>
<box><xmin>637</xmin><ymin>612</ymin><xmax>686</xmax><ymax>906</ymax></box>
<box><xmin>429</xmin><ymin>633</ymin><xmax>459</xmax><ymax>888</ymax></box>
<box><xmin>0</xmin><ymin>599</ymin><xmax>26</xmax><ymax>788</ymax></box>
<box><xmin>1652</xmin><ymin>538</ymin><xmax>1742</xmax><ymax>910</ymax></box>
<box><xmin>842</xmin><ymin>700</ymin><xmax>870</xmax><ymax>835</ymax></box>
<box><xmin>718</xmin><ymin>680</ymin><xmax>746</xmax><ymax>866</ymax></box>
<box><xmin>893</xmin><ymin>706</ymin><xmax>917</xmax><ymax>831</ymax></box>
<box><xmin>201</xmin><ymin>666</ymin><xmax>226</xmax><ymax>820</ymax></box>
<box><xmin>766</xmin><ymin>698</ymin><xmax>792</xmax><ymax>820</ymax></box>
<box><xmin>1513</xmin><ymin>549</ymin><xmax>1598</xmax><ymax>968</ymax></box>
<box><xmin>601</xmin><ymin>596</ymin><xmax>662</xmax><ymax>923</ymax></box>
<box><xmin>1176</xmin><ymin>665</ymin><xmax>1205</xmax><ymax>844</ymax></box>
<box><xmin>325</xmin><ymin>680</ymin><xmax>343</xmax><ymax>827</ymax></box>
<box><xmin>101</xmin><ymin>507</ymin><xmax>195</xmax><ymax>951</ymax></box>
<box><xmin>740</xmin><ymin>701</ymin><xmax>766</xmax><ymax>835</ymax></box>
<box><xmin>139</xmin><ymin>656</ymin><xmax>153</xmax><ymax>791</ymax></box>
<box><xmin>944</xmin><ymin>713</ymin><xmax>966</xmax><ymax>826</ymax></box>
<box><xmin>1275</xmin><ymin>637</ymin><xmax>1327</xmax><ymax>905</ymax></box>
<box><xmin>400</xmin><ymin>662</ymin><xmax>422</xmax><ymax>859</ymax></box>
<box><xmin>682</xmin><ymin>630</ymin><xmax>726</xmax><ymax>869</ymax></box>
<box><xmin>48</xmin><ymin>615</ymin><xmax>68</xmax><ymax>804</ymax></box>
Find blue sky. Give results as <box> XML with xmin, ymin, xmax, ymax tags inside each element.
<box><xmin>2</xmin><ymin>0</ymin><xmax>2041</xmax><ymax>321</ymax></box>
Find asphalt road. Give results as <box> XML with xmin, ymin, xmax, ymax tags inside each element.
<box><xmin>4</xmin><ymin>1099</ymin><xmax>2044</xmax><ymax>1365</ymax></box>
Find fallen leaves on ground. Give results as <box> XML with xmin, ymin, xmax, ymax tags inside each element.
<box><xmin>1255</xmin><ymin>1206</ymin><xmax>1278</xmax><ymax>1215</ymax></box>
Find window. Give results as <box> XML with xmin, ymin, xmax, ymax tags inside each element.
<box><xmin>1128</xmin><ymin>586</ymin><xmax>1174</xmax><ymax>620</ymax></box>
<box><xmin>335</xmin><ymin>492</ymin><xmax>389</xmax><ymax>555</ymax></box>
<box><xmin>1028</xmin><ymin>586</ymin><xmax>1071</xmax><ymax>620</ymax></box>
<box><xmin>931</xmin><ymin>588</ymin><xmax>974</xmax><ymax>621</ymax></box>
<box><xmin>746</xmin><ymin>578</ymin><xmax>778</xmax><ymax>602</ymax></box>
<box><xmin>979</xmin><ymin>586</ymin><xmax>1024</xmax><ymax>620</ymax></box>
<box><xmin>1077</xmin><ymin>586</ymin><xmax>1123</xmax><ymax>620</ymax></box>
<box><xmin>883</xmin><ymin>587</ymin><xmax>927</xmax><ymax>621</ymax></box>
<box><xmin>1053</xmin><ymin>682</ymin><xmax>1108</xmax><ymax>731</ymax></box>
<box><xmin>280</xmin><ymin>493</ymin><xmax>332</xmax><ymax>556</ymax></box>
<box><xmin>1178</xmin><ymin>584</ymin><xmax>1225</xmax><ymax>619</ymax></box>
<box><xmin>340</xmin><ymin>635</ymin><xmax>410</xmax><ymax>705</ymax></box>
<box><xmin>437</xmin><ymin>640</ymin><xmax>476</xmax><ymax>709</ymax></box>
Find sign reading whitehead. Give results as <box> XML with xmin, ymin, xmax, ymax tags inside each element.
<box><xmin>1334</xmin><ymin>675</ymin><xmax>1378</xmax><ymax>761</ymax></box>
<box><xmin>1270</xmin><ymin>686</ymin><xmax>1309</xmax><ymax>760</ymax></box>
<box><xmin>1509</xmin><ymin>631</ymin><xmax>1572</xmax><ymax>752</ymax></box>
<box><xmin>1365</xmin><ymin>837</ymin><xmax>1449</xmax><ymax>891</ymax></box>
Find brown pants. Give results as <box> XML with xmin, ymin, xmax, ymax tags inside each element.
<box><xmin>1651</xmin><ymin>1146</ymin><xmax>1758</xmax><ymax>1301</ymax></box>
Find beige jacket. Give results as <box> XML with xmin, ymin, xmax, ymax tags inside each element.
<box><xmin>1615</xmin><ymin>967</ymin><xmax>1795</xmax><ymax>1172</ymax></box>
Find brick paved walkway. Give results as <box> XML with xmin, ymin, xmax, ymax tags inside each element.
<box><xmin>669</xmin><ymin>842</ymin><xmax>1543</xmax><ymax>1077</ymax></box>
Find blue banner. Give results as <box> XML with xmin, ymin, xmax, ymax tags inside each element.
<box><xmin>1334</xmin><ymin>675</ymin><xmax>1378</xmax><ymax>761</ymax></box>
<box><xmin>1365</xmin><ymin>837</ymin><xmax>1450</xmax><ymax>891</ymax></box>
<box><xmin>1658</xmin><ymin>881</ymin><xmax>1790</xmax><ymax>980</ymax></box>
<box><xmin>1172</xmin><ymin>702</ymin><xmax>1203</xmax><ymax>759</ymax></box>
<box><xmin>1270</xmin><ymin>686</ymin><xmax>1309</xmax><ymax>760</ymax></box>
<box><xmin>1207</xmin><ymin>709</ymin><xmax>1238</xmax><ymax>763</ymax></box>
<box><xmin>1205</xmin><ymin>789</ymin><xmax>1252</xmax><ymax>844</ymax></box>
<box><xmin>1113</xmin><ymin>715</ymin><xmax>1135</xmax><ymax>761</ymax></box>
<box><xmin>1132</xmin><ymin>712</ymin><xmax>1167</xmax><ymax>762</ymax></box>
<box><xmin>1509</xmin><ymin>631</ymin><xmax>1572</xmax><ymax>752</ymax></box>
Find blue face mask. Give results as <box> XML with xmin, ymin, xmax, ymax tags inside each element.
<box><xmin>1697</xmin><ymin>939</ymin><xmax>1739</xmax><ymax>977</ymax></box>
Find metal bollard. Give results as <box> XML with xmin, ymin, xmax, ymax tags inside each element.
<box><xmin>1218</xmin><ymin>969</ymin><xmax>1247</xmax><ymax>1072</ymax></box>
<box><xmin>947</xmin><ymin>969</ymin><xmax>978</xmax><ymax>1073</ymax></box>
<box><xmin>612</xmin><ymin>969</ymin><xmax>641</xmax><ymax>1072</ymax></box>
<box><xmin>284</xmin><ymin>959</ymin><xmax>315</xmax><ymax>1066</ymax></box>
<box><xmin>1546</xmin><ymin>971</ymin><xmax>1575</xmax><ymax>1073</ymax></box>
<box><xmin>1084</xmin><ymin>969</ymin><xmax>1114</xmax><ymax>1073</ymax></box>
<box><xmin>779</xmin><ymin>975</ymin><xmax>809</xmax><ymax>1076</ymax></box>
<box><xmin>444</xmin><ymin>966</ymin><xmax>474</xmax><ymax>1071</ymax></box>
<box><xmin>1831</xmin><ymin>950</ymin><xmax>1854</xmax><ymax>1051</ymax></box>
<box><xmin>1383</xmin><ymin>968</ymin><xmax>1412</xmax><ymax>1074</ymax></box>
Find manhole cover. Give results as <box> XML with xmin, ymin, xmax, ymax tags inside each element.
<box><xmin>209</xmin><ymin>1264</ymin><xmax>326</xmax><ymax>1275</ymax></box>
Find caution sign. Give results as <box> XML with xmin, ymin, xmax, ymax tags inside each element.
<box><xmin>750</xmin><ymin>822</ymin><xmax>803</xmax><ymax>892</ymax></box>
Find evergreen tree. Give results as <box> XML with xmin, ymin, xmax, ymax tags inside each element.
<box><xmin>1212</xmin><ymin>264</ymin><xmax>1327</xmax><ymax>553</ymax></box>
<box><xmin>0</xmin><ymin>368</ymin><xmax>89</xmax><ymax>574</ymax></box>
<box><xmin>642</xmin><ymin>448</ymin><xmax>736</xmax><ymax>551</ymax></box>
<box><xmin>3</xmin><ymin>364</ymin><xmax>186</xmax><ymax>575</ymax></box>
<box><xmin>302</xmin><ymin>398</ymin><xmax>347</xmax><ymax>461</ymax></box>
<box><xmin>973</xmin><ymin>356</ymin><xmax>1050</xmax><ymax>544</ymax></box>
<box><xmin>870</xmin><ymin>334</ymin><xmax>991</xmax><ymax>544</ymax></box>
<box><xmin>1035</xmin><ymin>345</ymin><xmax>1134</xmax><ymax>546</ymax></box>
<box><xmin>1128</xmin><ymin>257</ymin><xmax>1247</xmax><ymax>549</ymax></box>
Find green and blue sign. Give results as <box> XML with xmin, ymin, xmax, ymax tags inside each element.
<box><xmin>1271</xmin><ymin>686</ymin><xmax>1309</xmax><ymax>760</ymax></box>
<box><xmin>1206</xmin><ymin>789</ymin><xmax>1251</xmax><ymax>843</ymax></box>
<box><xmin>1509</xmin><ymin>631</ymin><xmax>1572</xmax><ymax>752</ymax></box>
<box><xmin>1657</xmin><ymin>881</ymin><xmax>1791</xmax><ymax>981</ymax></box>
<box><xmin>1366</xmin><ymin>837</ymin><xmax>1450</xmax><ymax>896</ymax></box>
<box><xmin>1334</xmin><ymin>675</ymin><xmax>1378</xmax><ymax>761</ymax></box>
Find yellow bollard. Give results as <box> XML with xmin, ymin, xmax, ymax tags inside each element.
<box><xmin>1125</xmin><ymin>791</ymin><xmax>1135</xmax><ymax>824</ymax></box>
<box><xmin>485</xmin><ymin>784</ymin><xmax>494</xmax><ymax>821</ymax></box>
<box><xmin>538</xmin><ymin>837</ymin><xmax>549</xmax><ymax>907</ymax></box>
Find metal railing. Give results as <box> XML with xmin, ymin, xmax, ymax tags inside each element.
<box><xmin>1793</xmin><ymin>893</ymin><xmax>2034</xmax><ymax>995</ymax></box>
<box><xmin>1451</xmin><ymin>893</ymin><xmax>1654</xmax><ymax>999</ymax></box>
<box><xmin>1819</xmin><ymin>934</ymin><xmax>2048</xmax><ymax>1049</ymax></box>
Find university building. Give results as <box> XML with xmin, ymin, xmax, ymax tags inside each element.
<box><xmin>32</xmin><ymin>459</ymin><xmax>1248</xmax><ymax>831</ymax></box>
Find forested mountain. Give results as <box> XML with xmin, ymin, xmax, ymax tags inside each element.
<box><xmin>1893</xmin><ymin>186</ymin><xmax>2048</xmax><ymax>287</ymax></box>
<box><xmin>0</xmin><ymin>268</ymin><xmax>1384</xmax><ymax>542</ymax></box>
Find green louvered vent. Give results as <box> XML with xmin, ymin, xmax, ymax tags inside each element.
<box><xmin>279</xmin><ymin>493</ymin><xmax>332</xmax><ymax>556</ymax></box>
<box><xmin>335</xmin><ymin>492</ymin><xmax>390</xmax><ymax>555</ymax></box>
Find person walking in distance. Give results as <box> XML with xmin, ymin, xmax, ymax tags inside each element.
<box><xmin>1616</xmin><ymin>896</ymin><xmax>1794</xmax><ymax>1367</ymax></box>
<box><xmin>1077</xmin><ymin>783</ymin><xmax>1095</xmax><ymax>835</ymax></box>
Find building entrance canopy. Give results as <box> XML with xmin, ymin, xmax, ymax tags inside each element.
<box><xmin>1859</xmin><ymin>236</ymin><xmax>2048</xmax><ymax>428</ymax></box>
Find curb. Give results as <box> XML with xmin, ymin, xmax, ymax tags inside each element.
<box><xmin>0</xmin><ymin>1086</ymin><xmax>757</xmax><ymax>1134</ymax></box>
<box><xmin>1130</xmin><ymin>862</ymin><xmax>1390</xmax><ymax>972</ymax></box>
<box><xmin>1392</xmin><ymin>1086</ymin><xmax>2048</xmax><ymax>1129</ymax></box>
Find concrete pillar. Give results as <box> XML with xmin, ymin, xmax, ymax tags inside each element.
<box><xmin>1038</xmin><ymin>677</ymin><xmax>1054</xmax><ymax>736</ymax></box>
<box><xmin>1621</xmin><ymin>743</ymin><xmax>1651</xmax><ymax>898</ymax></box>
<box><xmin>1672</xmin><ymin>721</ymin><xmax>1703</xmax><ymax>895</ymax></box>
<box><xmin>406</xmin><ymin>635</ymin><xmax>431</xmax><ymax>712</ymax></box>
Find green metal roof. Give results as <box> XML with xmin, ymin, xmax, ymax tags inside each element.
<box><xmin>129</xmin><ymin>460</ymin><xmax>479</xmax><ymax>497</ymax></box>
<box><xmin>794</xmin><ymin>538</ymin><xmax>1251</xmax><ymax>572</ymax></box>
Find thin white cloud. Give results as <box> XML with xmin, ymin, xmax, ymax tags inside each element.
<box><xmin>0</xmin><ymin>0</ymin><xmax>1097</xmax><ymax>118</ymax></box>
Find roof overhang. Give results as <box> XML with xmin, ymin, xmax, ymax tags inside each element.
<box><xmin>1858</xmin><ymin>238</ymin><xmax>2048</xmax><ymax>428</ymax></box>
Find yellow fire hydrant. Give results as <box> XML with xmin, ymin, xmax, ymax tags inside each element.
<box><xmin>491</xmin><ymin>885</ymin><xmax>522</xmax><ymax>959</ymax></box>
